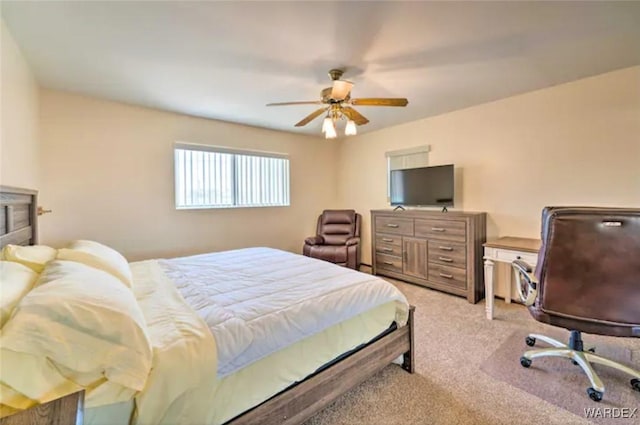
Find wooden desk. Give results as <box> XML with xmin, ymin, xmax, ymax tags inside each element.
<box><xmin>0</xmin><ymin>391</ymin><xmax>84</xmax><ymax>425</ymax></box>
<box><xmin>483</xmin><ymin>237</ymin><xmax>541</xmax><ymax>320</ymax></box>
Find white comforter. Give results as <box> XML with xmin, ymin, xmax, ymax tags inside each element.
<box><xmin>160</xmin><ymin>247</ymin><xmax>409</xmax><ymax>377</ymax></box>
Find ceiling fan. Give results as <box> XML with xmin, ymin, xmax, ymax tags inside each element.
<box><xmin>266</xmin><ymin>69</ymin><xmax>409</xmax><ymax>138</ymax></box>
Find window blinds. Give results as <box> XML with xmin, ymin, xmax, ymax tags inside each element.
<box><xmin>174</xmin><ymin>144</ymin><xmax>290</xmax><ymax>209</ymax></box>
<box><xmin>385</xmin><ymin>145</ymin><xmax>431</xmax><ymax>200</ymax></box>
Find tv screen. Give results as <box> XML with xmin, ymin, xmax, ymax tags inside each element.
<box><xmin>390</xmin><ymin>165</ymin><xmax>454</xmax><ymax>207</ymax></box>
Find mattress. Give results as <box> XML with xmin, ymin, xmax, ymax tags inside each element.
<box><xmin>86</xmin><ymin>248</ymin><xmax>409</xmax><ymax>424</ymax></box>
<box><xmin>84</xmin><ymin>301</ymin><xmax>398</xmax><ymax>425</ymax></box>
<box><xmin>160</xmin><ymin>247</ymin><xmax>409</xmax><ymax>377</ymax></box>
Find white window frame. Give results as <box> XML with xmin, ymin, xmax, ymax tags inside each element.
<box><xmin>174</xmin><ymin>142</ymin><xmax>290</xmax><ymax>209</ymax></box>
<box><xmin>385</xmin><ymin>145</ymin><xmax>431</xmax><ymax>202</ymax></box>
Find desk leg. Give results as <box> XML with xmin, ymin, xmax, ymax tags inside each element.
<box><xmin>484</xmin><ymin>258</ymin><xmax>495</xmax><ymax>320</ymax></box>
<box><xmin>505</xmin><ymin>266</ymin><xmax>512</xmax><ymax>304</ymax></box>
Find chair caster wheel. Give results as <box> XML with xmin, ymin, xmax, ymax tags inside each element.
<box><xmin>520</xmin><ymin>357</ymin><xmax>532</xmax><ymax>368</ymax></box>
<box><xmin>587</xmin><ymin>388</ymin><xmax>603</xmax><ymax>402</ymax></box>
<box><xmin>631</xmin><ymin>378</ymin><xmax>640</xmax><ymax>392</ymax></box>
<box><xmin>525</xmin><ymin>336</ymin><xmax>536</xmax><ymax>347</ymax></box>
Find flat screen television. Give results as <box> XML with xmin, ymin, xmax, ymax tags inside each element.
<box><xmin>390</xmin><ymin>164</ymin><xmax>454</xmax><ymax>207</ymax></box>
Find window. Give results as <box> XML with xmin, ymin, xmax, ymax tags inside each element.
<box><xmin>174</xmin><ymin>143</ymin><xmax>290</xmax><ymax>209</ymax></box>
<box><xmin>385</xmin><ymin>145</ymin><xmax>430</xmax><ymax>201</ymax></box>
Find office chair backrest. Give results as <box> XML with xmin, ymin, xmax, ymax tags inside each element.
<box><xmin>532</xmin><ymin>207</ymin><xmax>640</xmax><ymax>337</ymax></box>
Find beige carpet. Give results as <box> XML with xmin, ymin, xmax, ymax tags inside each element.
<box><xmin>304</xmin><ymin>280</ymin><xmax>640</xmax><ymax>425</ymax></box>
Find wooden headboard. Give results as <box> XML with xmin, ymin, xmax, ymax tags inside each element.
<box><xmin>0</xmin><ymin>186</ymin><xmax>38</xmax><ymax>249</ymax></box>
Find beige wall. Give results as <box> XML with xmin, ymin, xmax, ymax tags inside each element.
<box><xmin>0</xmin><ymin>19</ymin><xmax>39</xmax><ymax>188</ymax></box>
<box><xmin>39</xmin><ymin>90</ymin><xmax>339</xmax><ymax>260</ymax></box>
<box><xmin>338</xmin><ymin>66</ymin><xmax>640</xmax><ymax>266</ymax></box>
<box><xmin>18</xmin><ymin>48</ymin><xmax>640</xmax><ymax>268</ymax></box>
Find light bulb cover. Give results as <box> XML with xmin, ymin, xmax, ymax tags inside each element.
<box><xmin>321</xmin><ymin>117</ymin><xmax>333</xmax><ymax>133</ymax></box>
<box><xmin>345</xmin><ymin>119</ymin><xmax>357</xmax><ymax>136</ymax></box>
<box><xmin>325</xmin><ymin>122</ymin><xmax>337</xmax><ymax>139</ymax></box>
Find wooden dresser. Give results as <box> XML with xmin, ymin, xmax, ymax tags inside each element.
<box><xmin>371</xmin><ymin>209</ymin><xmax>487</xmax><ymax>303</ymax></box>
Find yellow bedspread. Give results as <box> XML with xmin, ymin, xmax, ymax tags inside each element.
<box><xmin>129</xmin><ymin>260</ymin><xmax>218</xmax><ymax>425</ymax></box>
<box><xmin>3</xmin><ymin>258</ymin><xmax>404</xmax><ymax>425</ymax></box>
<box><xmin>129</xmin><ymin>260</ymin><xmax>401</xmax><ymax>425</ymax></box>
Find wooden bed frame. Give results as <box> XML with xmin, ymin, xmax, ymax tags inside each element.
<box><xmin>225</xmin><ymin>307</ymin><xmax>415</xmax><ymax>425</ymax></box>
<box><xmin>0</xmin><ymin>186</ymin><xmax>38</xmax><ymax>247</ymax></box>
<box><xmin>0</xmin><ymin>186</ymin><xmax>416</xmax><ymax>425</ymax></box>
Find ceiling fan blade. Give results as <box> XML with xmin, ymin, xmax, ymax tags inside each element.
<box><xmin>341</xmin><ymin>106</ymin><xmax>369</xmax><ymax>125</ymax></box>
<box><xmin>350</xmin><ymin>98</ymin><xmax>408</xmax><ymax>107</ymax></box>
<box><xmin>294</xmin><ymin>107</ymin><xmax>328</xmax><ymax>127</ymax></box>
<box><xmin>330</xmin><ymin>80</ymin><xmax>354</xmax><ymax>101</ymax></box>
<box><xmin>266</xmin><ymin>101</ymin><xmax>323</xmax><ymax>106</ymax></box>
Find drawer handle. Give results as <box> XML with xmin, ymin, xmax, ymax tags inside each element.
<box><xmin>438</xmin><ymin>256</ymin><xmax>453</xmax><ymax>263</ymax></box>
<box><xmin>386</xmin><ymin>224</ymin><xmax>399</xmax><ymax>228</ymax></box>
<box><xmin>432</xmin><ymin>227</ymin><xmax>446</xmax><ymax>232</ymax></box>
<box><xmin>439</xmin><ymin>273</ymin><xmax>454</xmax><ymax>279</ymax></box>
<box><xmin>383</xmin><ymin>261</ymin><xmax>394</xmax><ymax>266</ymax></box>
<box><xmin>381</xmin><ymin>247</ymin><xmax>393</xmax><ymax>252</ymax></box>
<box><xmin>381</xmin><ymin>238</ymin><xmax>394</xmax><ymax>242</ymax></box>
<box><xmin>439</xmin><ymin>246</ymin><xmax>453</xmax><ymax>251</ymax></box>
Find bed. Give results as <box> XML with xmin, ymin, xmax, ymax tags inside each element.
<box><xmin>0</xmin><ymin>186</ymin><xmax>415</xmax><ymax>425</ymax></box>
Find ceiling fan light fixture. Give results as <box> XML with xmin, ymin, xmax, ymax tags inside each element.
<box><xmin>267</xmin><ymin>68</ymin><xmax>408</xmax><ymax>138</ymax></box>
<box><xmin>325</xmin><ymin>122</ymin><xmax>337</xmax><ymax>139</ymax></box>
<box><xmin>345</xmin><ymin>119</ymin><xmax>357</xmax><ymax>136</ymax></box>
<box><xmin>321</xmin><ymin>116</ymin><xmax>333</xmax><ymax>134</ymax></box>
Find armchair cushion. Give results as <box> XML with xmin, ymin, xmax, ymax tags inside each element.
<box><xmin>304</xmin><ymin>236</ymin><xmax>325</xmax><ymax>246</ymax></box>
<box><xmin>345</xmin><ymin>237</ymin><xmax>360</xmax><ymax>247</ymax></box>
<box><xmin>304</xmin><ymin>245</ymin><xmax>348</xmax><ymax>264</ymax></box>
<box><xmin>319</xmin><ymin>210</ymin><xmax>358</xmax><ymax>246</ymax></box>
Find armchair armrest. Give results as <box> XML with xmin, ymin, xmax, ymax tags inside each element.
<box><xmin>345</xmin><ymin>237</ymin><xmax>360</xmax><ymax>247</ymax></box>
<box><xmin>304</xmin><ymin>236</ymin><xmax>325</xmax><ymax>246</ymax></box>
<box><xmin>512</xmin><ymin>259</ymin><xmax>538</xmax><ymax>306</ymax></box>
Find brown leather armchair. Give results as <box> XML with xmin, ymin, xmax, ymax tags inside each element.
<box><xmin>512</xmin><ymin>207</ymin><xmax>640</xmax><ymax>402</ymax></box>
<box><xmin>303</xmin><ymin>210</ymin><xmax>361</xmax><ymax>270</ymax></box>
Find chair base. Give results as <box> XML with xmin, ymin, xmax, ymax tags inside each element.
<box><xmin>520</xmin><ymin>332</ymin><xmax>640</xmax><ymax>401</ymax></box>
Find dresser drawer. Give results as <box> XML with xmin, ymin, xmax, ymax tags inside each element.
<box><xmin>415</xmin><ymin>219</ymin><xmax>466</xmax><ymax>243</ymax></box>
<box><xmin>375</xmin><ymin>243</ymin><xmax>403</xmax><ymax>257</ymax></box>
<box><xmin>375</xmin><ymin>234</ymin><xmax>402</xmax><ymax>247</ymax></box>
<box><xmin>428</xmin><ymin>263</ymin><xmax>467</xmax><ymax>289</ymax></box>
<box><xmin>375</xmin><ymin>216</ymin><xmax>414</xmax><ymax>236</ymax></box>
<box><xmin>376</xmin><ymin>253</ymin><xmax>403</xmax><ymax>273</ymax></box>
<box><xmin>428</xmin><ymin>241</ymin><xmax>466</xmax><ymax>268</ymax></box>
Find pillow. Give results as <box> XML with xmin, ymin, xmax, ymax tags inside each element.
<box><xmin>57</xmin><ymin>240</ymin><xmax>132</xmax><ymax>287</ymax></box>
<box><xmin>0</xmin><ymin>260</ymin><xmax>152</xmax><ymax>398</ymax></box>
<box><xmin>0</xmin><ymin>261</ymin><xmax>38</xmax><ymax>327</ymax></box>
<box><xmin>1</xmin><ymin>245</ymin><xmax>57</xmax><ymax>273</ymax></box>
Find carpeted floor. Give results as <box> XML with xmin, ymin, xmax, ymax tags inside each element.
<box><xmin>304</xmin><ymin>280</ymin><xmax>640</xmax><ymax>425</ymax></box>
<box><xmin>481</xmin><ymin>331</ymin><xmax>637</xmax><ymax>425</ymax></box>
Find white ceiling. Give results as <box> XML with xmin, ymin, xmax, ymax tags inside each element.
<box><xmin>3</xmin><ymin>1</ymin><xmax>640</xmax><ymax>137</ymax></box>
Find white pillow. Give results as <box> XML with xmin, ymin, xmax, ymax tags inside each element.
<box><xmin>0</xmin><ymin>261</ymin><xmax>38</xmax><ymax>327</ymax></box>
<box><xmin>2</xmin><ymin>245</ymin><xmax>57</xmax><ymax>273</ymax></box>
<box><xmin>0</xmin><ymin>260</ymin><xmax>152</xmax><ymax>395</ymax></box>
<box><xmin>57</xmin><ymin>240</ymin><xmax>132</xmax><ymax>287</ymax></box>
